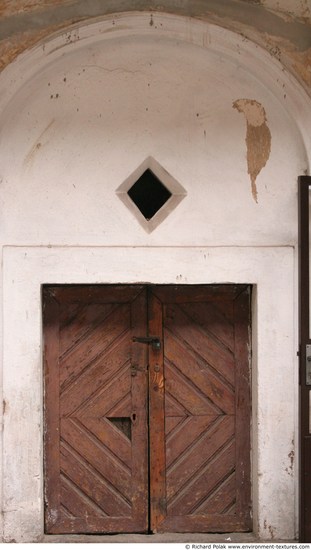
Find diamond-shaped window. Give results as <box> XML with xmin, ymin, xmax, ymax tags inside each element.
<box><xmin>116</xmin><ymin>157</ymin><xmax>186</xmax><ymax>233</ymax></box>
<box><xmin>127</xmin><ymin>169</ymin><xmax>172</xmax><ymax>220</ymax></box>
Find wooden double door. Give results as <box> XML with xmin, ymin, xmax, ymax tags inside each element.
<box><xmin>43</xmin><ymin>284</ymin><xmax>251</xmax><ymax>534</ymax></box>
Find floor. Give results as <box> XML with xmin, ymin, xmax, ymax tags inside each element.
<box><xmin>42</xmin><ymin>532</ymin><xmax>295</xmax><ymax>543</ymax></box>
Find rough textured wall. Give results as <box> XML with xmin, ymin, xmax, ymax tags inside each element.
<box><xmin>0</xmin><ymin>0</ymin><xmax>310</xmax><ymax>95</ymax></box>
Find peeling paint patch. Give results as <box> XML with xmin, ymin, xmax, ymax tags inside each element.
<box><xmin>290</xmin><ymin>46</ymin><xmax>311</xmax><ymax>89</ymax></box>
<box><xmin>233</xmin><ymin>98</ymin><xmax>271</xmax><ymax>202</ymax></box>
<box><xmin>263</xmin><ymin>519</ymin><xmax>276</xmax><ymax>539</ymax></box>
<box><xmin>0</xmin><ymin>1</ymin><xmax>71</xmax><ymax>18</ymax></box>
<box><xmin>286</xmin><ymin>448</ymin><xmax>295</xmax><ymax>476</ymax></box>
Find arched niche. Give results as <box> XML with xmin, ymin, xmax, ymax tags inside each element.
<box><xmin>0</xmin><ymin>12</ymin><xmax>309</xmax><ymax>246</ymax></box>
<box><xmin>0</xmin><ymin>12</ymin><xmax>310</xmax><ymax>542</ymax></box>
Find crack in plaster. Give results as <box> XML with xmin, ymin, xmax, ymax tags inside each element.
<box><xmin>233</xmin><ymin>99</ymin><xmax>272</xmax><ymax>202</ymax></box>
<box><xmin>23</xmin><ymin>118</ymin><xmax>55</xmax><ymax>168</ymax></box>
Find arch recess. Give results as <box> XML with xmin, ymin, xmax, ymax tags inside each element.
<box><xmin>0</xmin><ymin>11</ymin><xmax>310</xmax><ymax>542</ymax></box>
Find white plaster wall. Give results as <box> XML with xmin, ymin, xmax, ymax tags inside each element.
<box><xmin>0</xmin><ymin>13</ymin><xmax>310</xmax><ymax>542</ymax></box>
<box><xmin>0</xmin><ymin>15</ymin><xmax>309</xmax><ymax>247</ymax></box>
<box><xmin>2</xmin><ymin>246</ymin><xmax>295</xmax><ymax>542</ymax></box>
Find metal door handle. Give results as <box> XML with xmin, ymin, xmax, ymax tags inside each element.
<box><xmin>132</xmin><ymin>336</ymin><xmax>161</xmax><ymax>350</ymax></box>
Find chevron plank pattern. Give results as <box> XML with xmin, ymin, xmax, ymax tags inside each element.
<box><xmin>164</xmin><ymin>300</ymin><xmax>236</xmax><ymax>518</ymax></box>
<box><xmin>44</xmin><ymin>284</ymin><xmax>250</xmax><ymax>535</ymax></box>
<box><xmin>44</xmin><ymin>286</ymin><xmax>148</xmax><ymax>534</ymax></box>
<box><xmin>150</xmin><ymin>286</ymin><xmax>251</xmax><ymax>533</ymax></box>
<box><xmin>59</xmin><ymin>300</ymin><xmax>133</xmax><ymax>517</ymax></box>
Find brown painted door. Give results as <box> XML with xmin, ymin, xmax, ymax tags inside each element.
<box><xmin>44</xmin><ymin>284</ymin><xmax>251</xmax><ymax>534</ymax></box>
<box><xmin>43</xmin><ymin>285</ymin><xmax>149</xmax><ymax>534</ymax></box>
<box><xmin>149</xmin><ymin>285</ymin><xmax>251</xmax><ymax>533</ymax></box>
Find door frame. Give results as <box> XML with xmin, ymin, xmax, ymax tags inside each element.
<box><xmin>2</xmin><ymin>245</ymin><xmax>296</xmax><ymax>541</ymax></box>
<box><xmin>298</xmin><ymin>175</ymin><xmax>311</xmax><ymax>541</ymax></box>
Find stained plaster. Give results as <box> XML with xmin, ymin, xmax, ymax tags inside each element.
<box><xmin>0</xmin><ymin>0</ymin><xmax>310</xmax><ymax>93</ymax></box>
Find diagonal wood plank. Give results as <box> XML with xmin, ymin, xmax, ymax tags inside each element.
<box><xmin>149</xmin><ymin>285</ymin><xmax>251</xmax><ymax>533</ymax></box>
<box><xmin>60</xmin><ymin>475</ymin><xmax>107</xmax><ymax>518</ymax></box>
<box><xmin>165</xmin><ymin>304</ymin><xmax>235</xmax><ymax>385</ymax></box>
<box><xmin>165</xmin><ymin>392</ymin><xmax>189</xmax><ymax>417</ymax></box>
<box><xmin>166</xmin><ymin>416</ymin><xmax>235</xmax><ymax>499</ymax></box>
<box><xmin>60</xmin><ymin>303</ymin><xmax>117</xmax><ymax>358</ymax></box>
<box><xmin>74</xmin><ymin>366</ymin><xmax>131</xmax><ymax>418</ymax></box>
<box><xmin>165</xmin><ymin>361</ymin><xmax>223</xmax><ymax>416</ymax></box>
<box><xmin>191</xmin><ymin>471</ymin><xmax>236</xmax><ymax>515</ymax></box>
<box><xmin>60</xmin><ymin>340</ymin><xmax>130</xmax><ymax>416</ymax></box>
<box><xmin>60</xmin><ymin>304</ymin><xmax>130</xmax><ymax>390</ymax></box>
<box><xmin>44</xmin><ymin>285</ymin><xmax>149</xmax><ymax>534</ymax></box>
<box><xmin>106</xmin><ymin>393</ymin><xmax>132</xmax><ymax>417</ymax></box>
<box><xmin>78</xmin><ymin>417</ymin><xmax>131</xmax><ymax>469</ymax></box>
<box><xmin>60</xmin><ymin>442</ymin><xmax>131</xmax><ymax>516</ymax></box>
<box><xmin>60</xmin><ymin>504</ymin><xmax>75</xmax><ymax>519</ymax></box>
<box><xmin>166</xmin><ymin>415</ymin><xmax>218</xmax><ymax>469</ymax></box>
<box><xmin>165</xmin><ymin>416</ymin><xmax>185</xmax><ymax>437</ymax></box>
<box><xmin>61</xmin><ymin>418</ymin><xmax>132</xmax><ymax>501</ymax></box>
<box><xmin>180</xmin><ymin>301</ymin><xmax>234</xmax><ymax>352</ymax></box>
<box><xmin>167</xmin><ymin>440</ymin><xmax>236</xmax><ymax>516</ymax></box>
<box><xmin>165</xmin><ymin>332</ymin><xmax>235</xmax><ymax>414</ymax></box>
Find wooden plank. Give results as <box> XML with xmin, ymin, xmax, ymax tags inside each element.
<box><xmin>148</xmin><ymin>290</ymin><xmax>166</xmax><ymax>533</ymax></box>
<box><xmin>64</xmin><ymin>365</ymin><xmax>131</xmax><ymax>418</ymax></box>
<box><xmin>43</xmin><ymin>291</ymin><xmax>61</xmax><ymax>532</ymax></box>
<box><xmin>164</xmin><ymin>332</ymin><xmax>235</xmax><ymax>414</ymax></box>
<box><xmin>234</xmin><ymin>288</ymin><xmax>252</xmax><ymax>528</ymax></box>
<box><xmin>165</xmin><ymin>361</ymin><xmax>221</xmax><ymax>415</ymax></box>
<box><xmin>165</xmin><ymin>415</ymin><xmax>218</xmax><ymax>468</ymax></box>
<box><xmin>46</xmin><ymin>284</ymin><xmax>144</xmax><ymax>304</ymax></box>
<box><xmin>61</xmin><ymin>418</ymin><xmax>132</xmax><ymax>501</ymax></box>
<box><xmin>60</xmin><ymin>443</ymin><xmax>131</xmax><ymax>516</ymax></box>
<box><xmin>60</xmin><ymin>336</ymin><xmax>130</xmax><ymax>416</ymax></box>
<box><xmin>152</xmin><ymin>284</ymin><xmax>247</xmax><ymax>304</ymax></box>
<box><xmin>154</xmin><ymin>285</ymin><xmax>251</xmax><ymax>534</ymax></box>
<box><xmin>44</xmin><ymin>285</ymin><xmax>149</xmax><ymax>534</ymax></box>
<box><xmin>158</xmin><ymin>513</ymin><xmax>250</xmax><ymax>533</ymax></box>
<box><xmin>165</xmin><ymin>392</ymin><xmax>188</xmax><ymax>417</ymax></box>
<box><xmin>195</xmin><ymin>472</ymin><xmax>236</xmax><ymax>514</ymax></box>
<box><xmin>164</xmin><ymin>304</ymin><xmax>235</xmax><ymax>385</ymax></box>
<box><xmin>77</xmin><ymin>417</ymin><xmax>131</xmax><ymax>469</ymax></box>
<box><xmin>166</xmin><ymin>416</ymin><xmax>235</xmax><ymax>504</ymax></box>
<box><xmin>181</xmin><ymin>301</ymin><xmax>234</xmax><ymax>351</ymax></box>
<box><xmin>59</xmin><ymin>303</ymin><xmax>116</xmax><ymax>357</ymax></box>
<box><xmin>60</xmin><ymin>304</ymin><xmax>130</xmax><ymax>391</ymax></box>
<box><xmin>130</xmin><ymin>289</ymin><xmax>149</xmax><ymax>530</ymax></box>
<box><xmin>167</xmin><ymin>439</ymin><xmax>236</xmax><ymax>516</ymax></box>
<box><xmin>165</xmin><ymin>416</ymin><xmax>185</xmax><ymax>437</ymax></box>
<box><xmin>60</xmin><ymin>479</ymin><xmax>107</xmax><ymax>519</ymax></box>
<box><xmin>48</xmin><ymin>515</ymin><xmax>142</xmax><ymax>535</ymax></box>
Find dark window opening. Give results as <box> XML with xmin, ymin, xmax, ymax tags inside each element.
<box><xmin>127</xmin><ymin>169</ymin><xmax>172</xmax><ymax>220</ymax></box>
<box><xmin>107</xmin><ymin>417</ymin><xmax>132</xmax><ymax>440</ymax></box>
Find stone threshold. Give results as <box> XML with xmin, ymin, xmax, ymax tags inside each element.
<box><xmin>41</xmin><ymin>533</ymin><xmax>295</xmax><ymax>543</ymax></box>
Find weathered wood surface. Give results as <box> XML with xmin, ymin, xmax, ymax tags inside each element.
<box><xmin>150</xmin><ymin>285</ymin><xmax>251</xmax><ymax>533</ymax></box>
<box><xmin>44</xmin><ymin>285</ymin><xmax>148</xmax><ymax>534</ymax></box>
<box><xmin>44</xmin><ymin>284</ymin><xmax>251</xmax><ymax>534</ymax></box>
